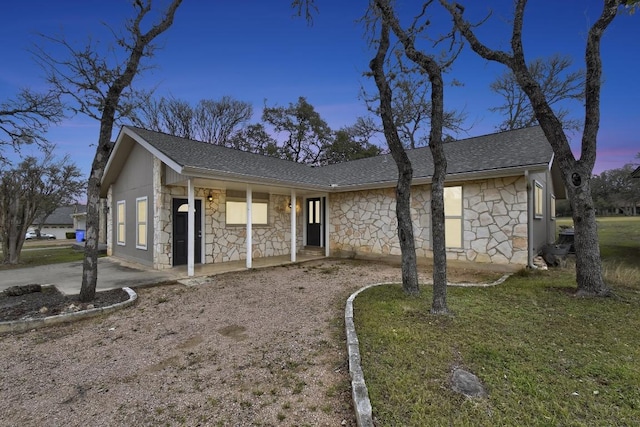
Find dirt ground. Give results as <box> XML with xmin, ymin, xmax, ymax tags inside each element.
<box><xmin>0</xmin><ymin>258</ymin><xmax>497</xmax><ymax>426</ymax></box>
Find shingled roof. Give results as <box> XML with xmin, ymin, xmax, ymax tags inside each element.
<box><xmin>107</xmin><ymin>125</ymin><xmax>553</xmax><ymax>192</ymax></box>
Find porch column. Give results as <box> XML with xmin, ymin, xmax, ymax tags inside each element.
<box><xmin>324</xmin><ymin>193</ymin><xmax>330</xmax><ymax>257</ymax></box>
<box><xmin>290</xmin><ymin>190</ymin><xmax>297</xmax><ymax>262</ymax></box>
<box><xmin>246</xmin><ymin>186</ymin><xmax>252</xmax><ymax>269</ymax></box>
<box><xmin>187</xmin><ymin>178</ymin><xmax>195</xmax><ymax>277</ymax></box>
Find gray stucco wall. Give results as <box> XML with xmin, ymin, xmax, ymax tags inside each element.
<box><xmin>110</xmin><ymin>143</ymin><xmax>155</xmax><ymax>266</ymax></box>
<box><xmin>529</xmin><ymin>170</ymin><xmax>554</xmax><ymax>258</ymax></box>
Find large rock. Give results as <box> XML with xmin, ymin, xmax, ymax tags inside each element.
<box><xmin>451</xmin><ymin>368</ymin><xmax>487</xmax><ymax>398</ymax></box>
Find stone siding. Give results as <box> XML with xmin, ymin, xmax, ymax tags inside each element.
<box><xmin>329</xmin><ymin>176</ymin><xmax>528</xmax><ymax>265</ymax></box>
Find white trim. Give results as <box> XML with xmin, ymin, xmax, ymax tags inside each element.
<box><xmin>187</xmin><ymin>179</ymin><xmax>195</xmax><ymax>277</ymax></box>
<box><xmin>246</xmin><ymin>186</ymin><xmax>252</xmax><ymax>269</ymax></box>
<box><xmin>291</xmin><ymin>190</ymin><xmax>297</xmax><ymax>262</ymax></box>
<box><xmin>135</xmin><ymin>196</ymin><xmax>148</xmax><ymax>250</ymax></box>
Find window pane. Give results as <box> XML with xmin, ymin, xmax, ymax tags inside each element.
<box><xmin>444</xmin><ymin>186</ymin><xmax>462</xmax><ymax>216</ymax></box>
<box><xmin>551</xmin><ymin>196</ymin><xmax>556</xmax><ymax>219</ymax></box>
<box><xmin>226</xmin><ymin>201</ymin><xmax>247</xmax><ymax>224</ymax></box>
<box><xmin>226</xmin><ymin>200</ymin><xmax>268</xmax><ymax>225</ymax></box>
<box><xmin>136</xmin><ymin>198</ymin><xmax>147</xmax><ymax>248</ymax></box>
<box><xmin>535</xmin><ymin>183</ymin><xmax>543</xmax><ymax>217</ymax></box>
<box><xmin>137</xmin><ymin>224</ymin><xmax>146</xmax><ymax>246</ymax></box>
<box><xmin>117</xmin><ymin>201</ymin><xmax>125</xmax><ymax>244</ymax></box>
<box><xmin>252</xmin><ymin>202</ymin><xmax>268</xmax><ymax>224</ymax></box>
<box><xmin>445</xmin><ymin>218</ymin><xmax>462</xmax><ymax>248</ymax></box>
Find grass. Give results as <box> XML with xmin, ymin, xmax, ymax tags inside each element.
<box><xmin>0</xmin><ymin>247</ymin><xmax>92</xmax><ymax>270</ymax></box>
<box><xmin>356</xmin><ymin>216</ymin><xmax>640</xmax><ymax>426</ymax></box>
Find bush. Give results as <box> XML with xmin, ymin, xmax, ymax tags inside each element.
<box><xmin>65</xmin><ymin>232</ymin><xmax>76</xmax><ymax>240</ymax></box>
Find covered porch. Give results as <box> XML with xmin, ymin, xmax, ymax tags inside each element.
<box><xmin>161</xmin><ymin>172</ymin><xmax>331</xmax><ymax>277</ymax></box>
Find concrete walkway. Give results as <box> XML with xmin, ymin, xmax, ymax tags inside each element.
<box><xmin>0</xmin><ymin>257</ymin><xmax>177</xmax><ymax>295</ymax></box>
<box><xmin>0</xmin><ymin>253</ymin><xmax>325</xmax><ymax>295</ymax></box>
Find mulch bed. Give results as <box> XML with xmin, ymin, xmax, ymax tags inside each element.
<box><xmin>0</xmin><ymin>285</ymin><xmax>129</xmax><ymax>322</ymax></box>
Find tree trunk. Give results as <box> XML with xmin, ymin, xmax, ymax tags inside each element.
<box><xmin>79</xmin><ymin>173</ymin><xmax>101</xmax><ymax>301</ymax></box>
<box><xmin>370</xmin><ymin>20</ymin><xmax>419</xmax><ymax>295</ymax></box>
<box><xmin>567</xmin><ymin>176</ymin><xmax>609</xmax><ymax>296</ymax></box>
<box><xmin>429</xmin><ymin>142</ymin><xmax>449</xmax><ymax>313</ymax></box>
<box><xmin>396</xmin><ymin>161</ymin><xmax>420</xmax><ymax>296</ymax></box>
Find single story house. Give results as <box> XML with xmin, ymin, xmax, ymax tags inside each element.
<box><xmin>29</xmin><ymin>204</ymin><xmax>86</xmax><ymax>240</ymax></box>
<box><xmin>100</xmin><ymin>125</ymin><xmax>564</xmax><ymax>276</ymax></box>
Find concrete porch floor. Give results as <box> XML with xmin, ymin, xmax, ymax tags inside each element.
<box><xmin>168</xmin><ymin>252</ymin><xmax>327</xmax><ymax>285</ymax></box>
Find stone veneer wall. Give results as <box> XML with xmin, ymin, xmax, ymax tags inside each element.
<box><xmin>154</xmin><ymin>183</ymin><xmax>304</xmax><ymax>269</ymax></box>
<box><xmin>329</xmin><ymin>176</ymin><xmax>528</xmax><ymax>265</ymax></box>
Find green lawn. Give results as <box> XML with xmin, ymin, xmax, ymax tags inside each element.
<box><xmin>0</xmin><ymin>247</ymin><xmax>90</xmax><ymax>270</ymax></box>
<box><xmin>356</xmin><ymin>216</ymin><xmax>640</xmax><ymax>426</ymax></box>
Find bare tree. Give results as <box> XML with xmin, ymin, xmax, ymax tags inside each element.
<box><xmin>0</xmin><ymin>88</ymin><xmax>63</xmax><ymax>163</ymax></box>
<box><xmin>441</xmin><ymin>0</ymin><xmax>628</xmax><ymax>296</ymax></box>
<box><xmin>0</xmin><ymin>153</ymin><xmax>84</xmax><ymax>264</ymax></box>
<box><xmin>369</xmin><ymin>19</ymin><xmax>420</xmax><ymax>296</ymax></box>
<box><xmin>133</xmin><ymin>95</ymin><xmax>253</xmax><ymax>145</ymax></box>
<box><xmin>490</xmin><ymin>54</ymin><xmax>585</xmax><ymax>132</ymax></box>
<box><xmin>193</xmin><ymin>96</ymin><xmax>253</xmax><ymax>145</ymax></box>
<box><xmin>362</xmin><ymin>66</ymin><xmax>465</xmax><ymax>149</ymax></box>
<box><xmin>36</xmin><ymin>0</ymin><xmax>183</xmax><ymax>301</ymax></box>
<box><xmin>373</xmin><ymin>0</ymin><xmax>460</xmax><ymax>313</ymax></box>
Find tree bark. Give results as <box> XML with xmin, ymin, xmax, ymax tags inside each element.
<box><xmin>376</xmin><ymin>0</ymin><xmax>450</xmax><ymax>313</ymax></box>
<box><xmin>370</xmin><ymin>20</ymin><xmax>419</xmax><ymax>296</ymax></box>
<box><xmin>79</xmin><ymin>0</ymin><xmax>183</xmax><ymax>302</ymax></box>
<box><xmin>441</xmin><ymin>0</ymin><xmax>618</xmax><ymax>296</ymax></box>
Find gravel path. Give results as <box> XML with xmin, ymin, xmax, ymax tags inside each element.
<box><xmin>0</xmin><ymin>259</ymin><xmax>404</xmax><ymax>426</ymax></box>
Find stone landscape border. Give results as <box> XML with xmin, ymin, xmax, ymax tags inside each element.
<box><xmin>0</xmin><ymin>286</ymin><xmax>137</xmax><ymax>334</ymax></box>
<box><xmin>345</xmin><ymin>274</ymin><xmax>511</xmax><ymax>427</ymax></box>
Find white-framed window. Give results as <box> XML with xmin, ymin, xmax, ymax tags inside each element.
<box><xmin>444</xmin><ymin>186</ymin><xmax>463</xmax><ymax>248</ymax></box>
<box><xmin>550</xmin><ymin>194</ymin><xmax>556</xmax><ymax>220</ymax></box>
<box><xmin>225</xmin><ymin>190</ymin><xmax>269</xmax><ymax>226</ymax></box>
<box><xmin>116</xmin><ymin>200</ymin><xmax>126</xmax><ymax>246</ymax></box>
<box><xmin>136</xmin><ymin>197</ymin><xmax>148</xmax><ymax>250</ymax></box>
<box><xmin>534</xmin><ymin>181</ymin><xmax>544</xmax><ymax>219</ymax></box>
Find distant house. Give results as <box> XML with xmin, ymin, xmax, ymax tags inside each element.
<box><xmin>30</xmin><ymin>204</ymin><xmax>86</xmax><ymax>239</ymax></box>
<box><xmin>100</xmin><ymin>125</ymin><xmax>564</xmax><ymax>276</ymax></box>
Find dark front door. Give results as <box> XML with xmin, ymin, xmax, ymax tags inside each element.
<box><xmin>307</xmin><ymin>197</ymin><xmax>322</xmax><ymax>247</ymax></box>
<box><xmin>173</xmin><ymin>198</ymin><xmax>202</xmax><ymax>266</ymax></box>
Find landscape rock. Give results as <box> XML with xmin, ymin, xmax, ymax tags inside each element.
<box><xmin>451</xmin><ymin>368</ymin><xmax>487</xmax><ymax>398</ymax></box>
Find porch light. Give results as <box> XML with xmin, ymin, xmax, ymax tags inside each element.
<box><xmin>207</xmin><ymin>193</ymin><xmax>213</xmax><ymax>202</ymax></box>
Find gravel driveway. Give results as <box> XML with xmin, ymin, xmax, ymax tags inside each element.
<box><xmin>0</xmin><ymin>259</ymin><xmax>404</xmax><ymax>426</ymax></box>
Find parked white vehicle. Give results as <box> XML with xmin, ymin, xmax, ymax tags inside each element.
<box><xmin>25</xmin><ymin>231</ymin><xmax>56</xmax><ymax>240</ymax></box>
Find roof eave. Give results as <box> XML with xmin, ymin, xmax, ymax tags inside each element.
<box><xmin>181</xmin><ymin>166</ymin><xmax>330</xmax><ymax>193</ymax></box>
<box><xmin>330</xmin><ymin>164</ymin><xmax>548</xmax><ymax>192</ymax></box>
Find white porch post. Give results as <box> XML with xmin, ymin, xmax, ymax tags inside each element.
<box><xmin>290</xmin><ymin>190</ymin><xmax>297</xmax><ymax>262</ymax></box>
<box><xmin>324</xmin><ymin>193</ymin><xmax>330</xmax><ymax>257</ymax></box>
<box><xmin>187</xmin><ymin>179</ymin><xmax>195</xmax><ymax>277</ymax></box>
<box><xmin>246</xmin><ymin>186</ymin><xmax>252</xmax><ymax>269</ymax></box>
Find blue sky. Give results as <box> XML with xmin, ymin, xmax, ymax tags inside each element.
<box><xmin>1</xmin><ymin>1</ymin><xmax>638</xmax><ymax>180</ymax></box>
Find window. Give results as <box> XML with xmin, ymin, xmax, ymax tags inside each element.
<box><xmin>136</xmin><ymin>197</ymin><xmax>148</xmax><ymax>249</ymax></box>
<box><xmin>225</xmin><ymin>190</ymin><xmax>269</xmax><ymax>225</ymax></box>
<box><xmin>534</xmin><ymin>181</ymin><xmax>544</xmax><ymax>219</ymax></box>
<box><xmin>444</xmin><ymin>186</ymin><xmax>463</xmax><ymax>248</ymax></box>
<box><xmin>116</xmin><ymin>200</ymin><xmax>125</xmax><ymax>245</ymax></box>
<box><xmin>550</xmin><ymin>195</ymin><xmax>556</xmax><ymax>220</ymax></box>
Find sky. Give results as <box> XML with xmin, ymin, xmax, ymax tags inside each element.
<box><xmin>1</xmin><ymin>0</ymin><xmax>638</xmax><ymax>181</ymax></box>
